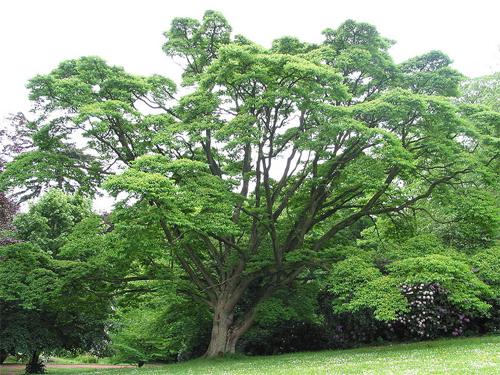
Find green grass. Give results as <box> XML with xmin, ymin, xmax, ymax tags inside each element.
<box><xmin>4</xmin><ymin>335</ymin><xmax>500</xmax><ymax>374</ymax></box>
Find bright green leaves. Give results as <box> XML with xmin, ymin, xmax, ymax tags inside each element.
<box><xmin>27</xmin><ymin>57</ymin><xmax>177</xmax><ymax>155</ymax></box>
<box><xmin>185</xmin><ymin>43</ymin><xmax>348</xmax><ymax>165</ymax></box>
<box><xmin>329</xmin><ymin>251</ymin><xmax>493</xmax><ymax>321</ymax></box>
<box><xmin>30</xmin><ymin>57</ymin><xmax>134</xmax><ymax>111</ymax></box>
<box><xmin>163</xmin><ymin>10</ymin><xmax>232</xmax><ymax>84</ymax></box>
<box><xmin>13</xmin><ymin>189</ymin><xmax>93</xmax><ymax>256</ymax></box>
<box><xmin>398</xmin><ymin>51</ymin><xmax>463</xmax><ymax>96</ymax></box>
<box><xmin>6</xmin><ymin>56</ymin><xmax>178</xmax><ymax>200</ymax></box>
<box><xmin>389</xmin><ymin>255</ymin><xmax>492</xmax><ymax>314</ymax></box>
<box><xmin>271</xmin><ymin>36</ymin><xmax>317</xmax><ymax>55</ymax></box>
<box><xmin>470</xmin><ymin>246</ymin><xmax>500</xmax><ymax>296</ymax></box>
<box><xmin>322</xmin><ymin>20</ymin><xmax>397</xmax><ymax>101</ymax></box>
<box><xmin>202</xmin><ymin>44</ymin><xmax>347</xmax><ymax>111</ymax></box>
<box><xmin>255</xmin><ymin>281</ymin><xmax>321</xmax><ymax>325</ymax></box>
<box><xmin>328</xmin><ymin>255</ymin><xmax>408</xmax><ymax>320</ymax></box>
<box><xmin>4</xmin><ymin>12</ymin><xmax>500</xmax><ymax>357</ymax></box>
<box><xmin>0</xmin><ymin>190</ymin><xmax>106</xmax><ymax>309</ymax></box>
<box><xmin>323</xmin><ymin>19</ymin><xmax>395</xmax><ymax>52</ymax></box>
<box><xmin>0</xmin><ymin>243</ymin><xmax>57</xmax><ymax>309</ymax></box>
<box><xmin>322</xmin><ymin>23</ymin><xmax>462</xmax><ymax>101</ymax></box>
<box><xmin>110</xmin><ymin>296</ymin><xmax>211</xmax><ymax>363</ymax></box>
<box><xmin>104</xmin><ymin>155</ymin><xmax>239</xmax><ymax>236</ymax></box>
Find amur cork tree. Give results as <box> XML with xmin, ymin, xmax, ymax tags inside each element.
<box><xmin>2</xmin><ymin>11</ymin><xmax>499</xmax><ymax>358</ymax></box>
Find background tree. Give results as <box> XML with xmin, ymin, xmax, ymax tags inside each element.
<box><xmin>0</xmin><ymin>190</ymin><xmax>112</xmax><ymax>373</ymax></box>
<box><xmin>0</xmin><ymin>112</ymin><xmax>31</xmax><ymax>246</ymax></box>
<box><xmin>459</xmin><ymin>72</ymin><xmax>500</xmax><ymax>111</ymax></box>
<box><xmin>2</xmin><ymin>11</ymin><xmax>500</xmax><ymax>358</ymax></box>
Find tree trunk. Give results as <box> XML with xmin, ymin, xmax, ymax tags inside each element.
<box><xmin>0</xmin><ymin>348</ymin><xmax>8</xmax><ymax>364</ymax></box>
<box><xmin>25</xmin><ymin>350</ymin><xmax>44</xmax><ymax>374</ymax></box>
<box><xmin>204</xmin><ymin>292</ymin><xmax>263</xmax><ymax>358</ymax></box>
<box><xmin>201</xmin><ymin>272</ymin><xmax>293</xmax><ymax>358</ymax></box>
<box><xmin>204</xmin><ymin>305</ymin><xmax>241</xmax><ymax>358</ymax></box>
<box><xmin>29</xmin><ymin>351</ymin><xmax>40</xmax><ymax>367</ymax></box>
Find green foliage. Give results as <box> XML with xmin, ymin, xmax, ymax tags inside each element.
<box><xmin>0</xmin><ymin>191</ymin><xmax>111</xmax><ymax>360</ymax></box>
<box><xmin>3</xmin><ymin>10</ymin><xmax>500</xmax><ymax>357</ymax></box>
<box><xmin>1</xmin><ymin>56</ymin><xmax>177</xmax><ymax>201</ymax></box>
<box><xmin>460</xmin><ymin>72</ymin><xmax>500</xmax><ymax>111</ymax></box>
<box><xmin>254</xmin><ymin>281</ymin><xmax>321</xmax><ymax>325</ymax></box>
<box><xmin>104</xmin><ymin>156</ymin><xmax>240</xmax><ymax>236</ymax></box>
<box><xmin>328</xmin><ymin>256</ymin><xmax>407</xmax><ymax>320</ymax></box>
<box><xmin>13</xmin><ymin>189</ymin><xmax>94</xmax><ymax>256</ymax></box>
<box><xmin>470</xmin><ymin>246</ymin><xmax>500</xmax><ymax>295</ymax></box>
<box><xmin>110</xmin><ymin>297</ymin><xmax>211</xmax><ymax>364</ymax></box>
<box><xmin>328</xmin><ymin>241</ymin><xmax>493</xmax><ymax>326</ymax></box>
<box><xmin>398</xmin><ymin>50</ymin><xmax>463</xmax><ymax>96</ymax></box>
<box><xmin>388</xmin><ymin>255</ymin><xmax>492</xmax><ymax>313</ymax></box>
<box><xmin>163</xmin><ymin>10</ymin><xmax>232</xmax><ymax>84</ymax></box>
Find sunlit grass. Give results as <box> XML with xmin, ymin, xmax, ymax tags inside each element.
<box><xmin>3</xmin><ymin>335</ymin><xmax>500</xmax><ymax>374</ymax></box>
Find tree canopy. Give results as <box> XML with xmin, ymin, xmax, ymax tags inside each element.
<box><xmin>2</xmin><ymin>11</ymin><xmax>500</xmax><ymax>358</ymax></box>
<box><xmin>0</xmin><ymin>190</ymin><xmax>112</xmax><ymax>372</ymax></box>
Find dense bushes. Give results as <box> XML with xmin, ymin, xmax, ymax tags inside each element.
<box><xmin>238</xmin><ymin>320</ymin><xmax>329</xmax><ymax>356</ymax></box>
<box><xmin>110</xmin><ymin>297</ymin><xmax>212</xmax><ymax>364</ymax></box>
<box><xmin>389</xmin><ymin>282</ymin><xmax>474</xmax><ymax>340</ymax></box>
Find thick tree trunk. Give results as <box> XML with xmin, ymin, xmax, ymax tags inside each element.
<box><xmin>204</xmin><ymin>306</ymin><xmax>241</xmax><ymax>358</ymax></box>
<box><xmin>203</xmin><ymin>290</ymin><xmax>263</xmax><ymax>359</ymax></box>
<box><xmin>201</xmin><ymin>271</ymin><xmax>296</xmax><ymax>358</ymax></box>
<box><xmin>25</xmin><ymin>350</ymin><xmax>43</xmax><ymax>374</ymax></box>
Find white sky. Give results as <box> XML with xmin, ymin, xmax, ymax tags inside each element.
<box><xmin>1</xmin><ymin>0</ymin><xmax>499</xmax><ymax>121</ymax></box>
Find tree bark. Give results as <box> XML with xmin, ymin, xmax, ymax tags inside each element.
<box><xmin>202</xmin><ymin>274</ymin><xmax>285</xmax><ymax>358</ymax></box>
<box><xmin>0</xmin><ymin>348</ymin><xmax>7</xmax><ymax>364</ymax></box>
<box><xmin>25</xmin><ymin>350</ymin><xmax>43</xmax><ymax>374</ymax></box>
<box><xmin>203</xmin><ymin>303</ymin><xmax>241</xmax><ymax>358</ymax></box>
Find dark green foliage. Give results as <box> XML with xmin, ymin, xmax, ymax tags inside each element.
<box><xmin>0</xmin><ymin>191</ymin><xmax>111</xmax><ymax>361</ymax></box>
<box><xmin>239</xmin><ymin>320</ymin><xmax>329</xmax><ymax>356</ymax></box>
<box><xmin>25</xmin><ymin>360</ymin><xmax>46</xmax><ymax>374</ymax></box>
<box><xmin>110</xmin><ymin>297</ymin><xmax>212</xmax><ymax>364</ymax></box>
<box><xmin>318</xmin><ymin>291</ymin><xmax>386</xmax><ymax>348</ymax></box>
<box><xmin>0</xmin><ymin>244</ymin><xmax>110</xmax><ymax>360</ymax></box>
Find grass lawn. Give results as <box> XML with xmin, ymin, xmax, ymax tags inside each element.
<box><xmin>3</xmin><ymin>335</ymin><xmax>500</xmax><ymax>374</ymax></box>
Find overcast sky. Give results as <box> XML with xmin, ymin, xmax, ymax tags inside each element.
<box><xmin>1</xmin><ymin>0</ymin><xmax>499</xmax><ymax>122</ymax></box>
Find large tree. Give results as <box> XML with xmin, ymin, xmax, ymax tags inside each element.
<box><xmin>2</xmin><ymin>11</ymin><xmax>499</xmax><ymax>357</ymax></box>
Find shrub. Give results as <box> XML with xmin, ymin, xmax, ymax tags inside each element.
<box><xmin>388</xmin><ymin>282</ymin><xmax>474</xmax><ymax>340</ymax></box>
<box><xmin>74</xmin><ymin>354</ymin><xmax>99</xmax><ymax>363</ymax></box>
<box><xmin>238</xmin><ymin>320</ymin><xmax>329</xmax><ymax>356</ymax></box>
<box><xmin>318</xmin><ymin>291</ymin><xmax>387</xmax><ymax>348</ymax></box>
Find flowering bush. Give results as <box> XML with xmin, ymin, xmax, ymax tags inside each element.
<box><xmin>388</xmin><ymin>282</ymin><xmax>473</xmax><ymax>340</ymax></box>
<box><xmin>325</xmin><ymin>252</ymin><xmax>494</xmax><ymax>345</ymax></box>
